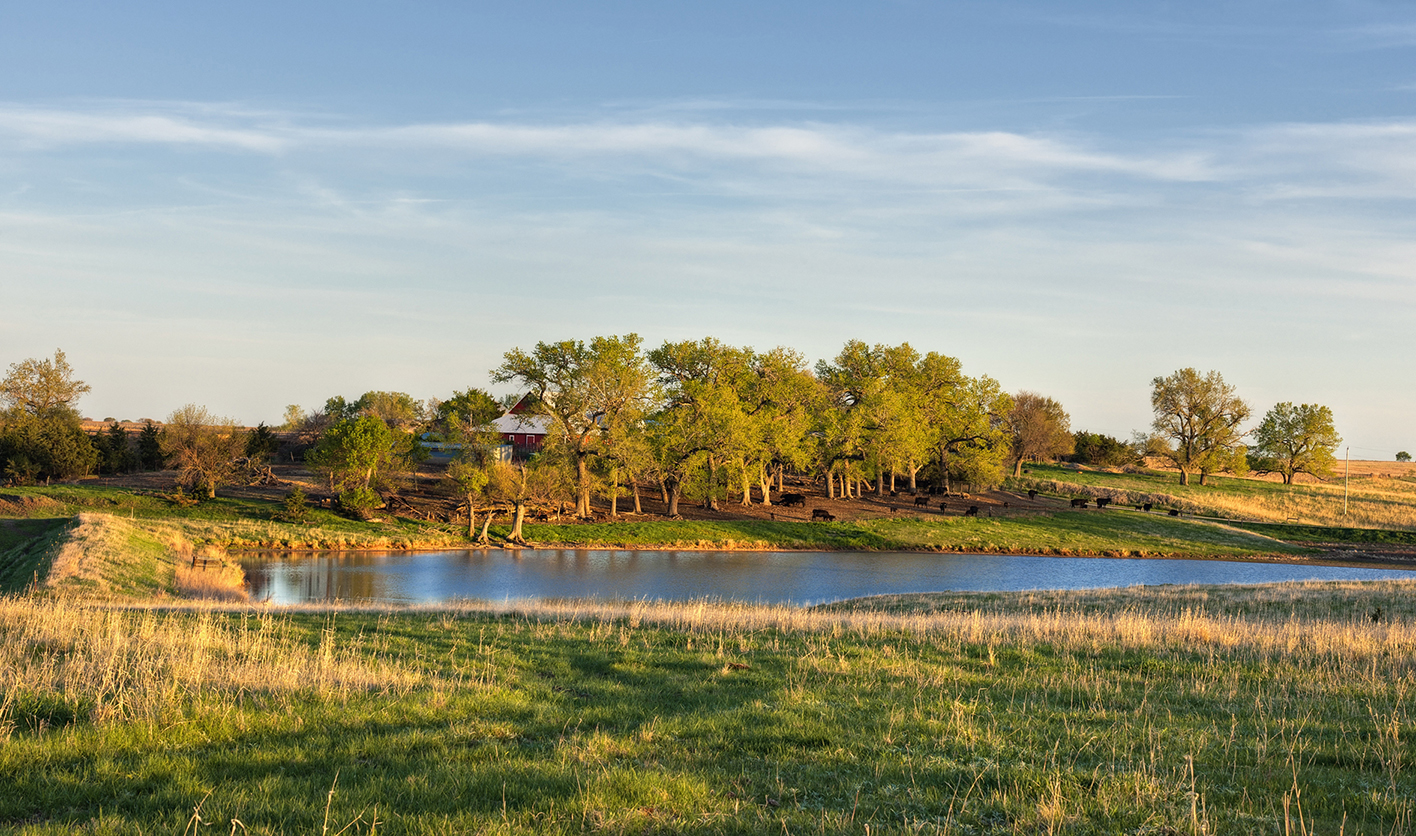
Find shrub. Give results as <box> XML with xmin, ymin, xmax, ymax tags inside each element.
<box><xmin>337</xmin><ymin>486</ymin><xmax>382</xmax><ymax>519</ymax></box>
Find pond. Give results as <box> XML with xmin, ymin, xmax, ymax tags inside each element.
<box><xmin>240</xmin><ymin>549</ymin><xmax>1414</xmax><ymax>606</ymax></box>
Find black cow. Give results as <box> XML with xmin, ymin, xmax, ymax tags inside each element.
<box><xmin>1095</xmin><ymin>497</ymin><xmax>1112</xmax><ymax>509</ymax></box>
<box><xmin>1142</xmin><ymin>502</ymin><xmax>1153</xmax><ymax>512</ymax></box>
<box><xmin>811</xmin><ymin>508</ymin><xmax>835</xmax><ymax>522</ymax></box>
<box><xmin>913</xmin><ymin>496</ymin><xmax>929</xmax><ymax>507</ymax></box>
<box><xmin>1070</xmin><ymin>498</ymin><xmax>1088</xmax><ymax>508</ymax></box>
<box><xmin>938</xmin><ymin>502</ymin><xmax>948</xmax><ymax>512</ymax></box>
<box><xmin>1027</xmin><ymin>489</ymin><xmax>1038</xmax><ymax>500</ymax></box>
<box><xmin>1168</xmin><ymin>509</ymin><xmax>1181</xmax><ymax>517</ymax></box>
<box><xmin>965</xmin><ymin>506</ymin><xmax>979</xmax><ymax>517</ymax></box>
<box><xmin>780</xmin><ymin>493</ymin><xmax>806</xmax><ymax>508</ymax></box>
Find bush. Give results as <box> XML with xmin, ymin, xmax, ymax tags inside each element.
<box><xmin>337</xmin><ymin>486</ymin><xmax>382</xmax><ymax>519</ymax></box>
<box><xmin>281</xmin><ymin>486</ymin><xmax>309</xmax><ymax>521</ymax></box>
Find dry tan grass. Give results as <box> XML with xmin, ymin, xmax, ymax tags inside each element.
<box><xmin>0</xmin><ymin>597</ymin><xmax>427</xmax><ymax>733</ymax></box>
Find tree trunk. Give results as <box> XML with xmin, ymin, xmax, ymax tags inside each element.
<box><xmin>666</xmin><ymin>476</ymin><xmax>681</xmax><ymax>517</ymax></box>
<box><xmin>890</xmin><ymin>471</ymin><xmax>896</xmax><ymax>492</ymax></box>
<box><xmin>704</xmin><ymin>456</ymin><xmax>719</xmax><ymax>510</ymax></box>
<box><xmin>1198</xmin><ymin>471</ymin><xmax>1208</xmax><ymax>486</ymax></box>
<box><xmin>759</xmin><ymin>464</ymin><xmax>772</xmax><ymax>507</ymax></box>
<box><xmin>632</xmin><ymin>480</ymin><xmax>642</xmax><ymax>514</ymax></box>
<box><xmin>467</xmin><ymin>498</ymin><xmax>476</xmax><ymax>538</ymax></box>
<box><xmin>1014</xmin><ymin>458</ymin><xmax>1023</xmax><ymax>478</ymax></box>
<box><xmin>827</xmin><ymin>470</ymin><xmax>836</xmax><ymax>499</ymax></box>
<box><xmin>740</xmin><ymin>463</ymin><xmax>752</xmax><ymax>506</ymax></box>
<box><xmin>575</xmin><ymin>454</ymin><xmax>591</xmax><ymax>517</ymax></box>
<box><xmin>776</xmin><ymin>466</ymin><xmax>784</xmax><ymax>492</ymax></box>
<box><xmin>1178</xmin><ymin>468</ymin><xmax>1190</xmax><ymax>486</ymax></box>
<box><xmin>477</xmin><ymin>510</ymin><xmax>494</xmax><ymax>544</ymax></box>
<box><xmin>659</xmin><ymin>478</ymin><xmax>668</xmax><ymax>503</ymax></box>
<box><xmin>508</xmin><ymin>503</ymin><xmax>527</xmax><ymax>543</ymax></box>
<box><xmin>610</xmin><ymin>469</ymin><xmax>619</xmax><ymax>516</ymax></box>
<box><xmin>909</xmin><ymin>468</ymin><xmax>918</xmax><ymax>494</ymax></box>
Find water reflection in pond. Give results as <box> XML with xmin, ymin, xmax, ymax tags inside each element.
<box><xmin>241</xmin><ymin>549</ymin><xmax>1413</xmax><ymax>606</ymax></box>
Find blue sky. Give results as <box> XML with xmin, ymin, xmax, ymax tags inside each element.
<box><xmin>1</xmin><ymin>1</ymin><xmax>1413</xmax><ymax>456</ymax></box>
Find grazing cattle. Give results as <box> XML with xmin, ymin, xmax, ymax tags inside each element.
<box><xmin>1096</xmin><ymin>497</ymin><xmax>1112</xmax><ymax>509</ymax></box>
<box><xmin>780</xmin><ymin>493</ymin><xmax>806</xmax><ymax>507</ymax></box>
<box><xmin>913</xmin><ymin>496</ymin><xmax>929</xmax><ymax>507</ymax></box>
<box><xmin>1070</xmin><ymin>498</ymin><xmax>1087</xmax><ymax>508</ymax></box>
<box><xmin>1168</xmin><ymin>509</ymin><xmax>1181</xmax><ymax>517</ymax></box>
<box><xmin>1027</xmin><ymin>490</ymin><xmax>1038</xmax><ymax>500</ymax></box>
<box><xmin>938</xmin><ymin>502</ymin><xmax>948</xmax><ymax>511</ymax></box>
<box><xmin>1142</xmin><ymin>502</ymin><xmax>1153</xmax><ymax>512</ymax></box>
<box><xmin>965</xmin><ymin>506</ymin><xmax>979</xmax><ymax>517</ymax></box>
<box><xmin>811</xmin><ymin>508</ymin><xmax>835</xmax><ymax>522</ymax></box>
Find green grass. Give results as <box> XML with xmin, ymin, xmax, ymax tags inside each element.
<box><xmin>1</xmin><ymin>584</ymin><xmax>1413</xmax><ymax>834</ymax></box>
<box><xmin>513</xmin><ymin>512</ymin><xmax>1311</xmax><ymax>559</ymax></box>
<box><xmin>0</xmin><ymin>519</ymin><xmax>68</xmax><ymax>592</ymax></box>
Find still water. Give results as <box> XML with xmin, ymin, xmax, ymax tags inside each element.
<box><xmin>241</xmin><ymin>549</ymin><xmax>1413</xmax><ymax>606</ymax></box>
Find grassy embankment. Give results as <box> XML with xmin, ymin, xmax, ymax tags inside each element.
<box><xmin>1011</xmin><ymin>462</ymin><xmax>1416</xmax><ymax>533</ymax></box>
<box><xmin>0</xmin><ymin>583</ymin><xmax>1413</xmax><ymax>833</ymax></box>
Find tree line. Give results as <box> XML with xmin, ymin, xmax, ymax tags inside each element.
<box><xmin>1</xmin><ymin>344</ymin><xmax>1354</xmax><ymax>526</ymax></box>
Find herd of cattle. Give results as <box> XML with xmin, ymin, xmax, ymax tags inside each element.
<box><xmin>774</xmin><ymin>488</ymin><xmax>1178</xmax><ymax>521</ymax></box>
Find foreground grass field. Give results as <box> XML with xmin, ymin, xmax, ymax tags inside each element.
<box><xmin>1</xmin><ymin>582</ymin><xmax>1413</xmax><ymax>834</ymax></box>
<box><xmin>1011</xmin><ymin>463</ymin><xmax>1416</xmax><ymax>531</ymax></box>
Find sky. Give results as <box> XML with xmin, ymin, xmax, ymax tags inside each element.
<box><xmin>0</xmin><ymin>1</ymin><xmax>1413</xmax><ymax>457</ymax></box>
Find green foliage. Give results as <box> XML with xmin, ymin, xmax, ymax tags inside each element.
<box><xmin>337</xmin><ymin>486</ymin><xmax>382</xmax><ymax>519</ymax></box>
<box><xmin>0</xmin><ymin>349</ymin><xmax>90</xmax><ymax>416</ymax></box>
<box><xmin>1249</xmin><ymin>402</ymin><xmax>1340</xmax><ymax>485</ymax></box>
<box><xmin>101</xmin><ymin>421</ymin><xmax>136</xmax><ymax>474</ymax></box>
<box><xmin>0</xmin><ymin>407</ymin><xmax>99</xmax><ymax>484</ymax></box>
<box><xmin>243</xmin><ymin>422</ymin><xmax>280</xmax><ymax>463</ymax></box>
<box><xmin>306</xmin><ymin>415</ymin><xmax>395</xmax><ymax>491</ymax></box>
<box><xmin>1398</xmin><ymin>451</ymin><xmax>1412</xmax><ymax>462</ymax></box>
<box><xmin>1150</xmin><ymin>368</ymin><xmax>1250</xmax><ymax>486</ymax></box>
<box><xmin>1070</xmin><ymin>430</ymin><xmax>1139</xmax><ymax>467</ymax></box>
<box><xmin>137</xmin><ymin>420</ymin><xmax>164</xmax><ymax>470</ymax></box>
<box><xmin>280</xmin><ymin>486</ymin><xmax>309</xmax><ymax>522</ymax></box>
<box><xmin>432</xmin><ymin>387</ymin><xmax>501</xmax><ymax>433</ymax></box>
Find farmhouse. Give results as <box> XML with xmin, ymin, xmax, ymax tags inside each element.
<box><xmin>493</xmin><ymin>394</ymin><xmax>551</xmax><ymax>456</ymax></box>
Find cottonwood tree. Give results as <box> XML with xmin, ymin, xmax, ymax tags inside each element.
<box><xmin>1005</xmin><ymin>392</ymin><xmax>1073</xmax><ymax>477</ymax></box>
<box><xmin>1149</xmin><ymin>368</ymin><xmax>1250</xmax><ymax>486</ymax></box>
<box><xmin>1</xmin><ymin>350</ymin><xmax>90</xmax><ymax>416</ymax></box>
<box><xmin>489</xmin><ymin>458</ymin><xmax>572</xmax><ymax>544</ymax></box>
<box><xmin>1249</xmin><ymin>402</ymin><xmax>1340</xmax><ymax>484</ymax></box>
<box><xmin>1399</xmin><ymin>451</ymin><xmax>1412</xmax><ymax>462</ymax></box>
<box><xmin>161</xmin><ymin>405</ymin><xmax>244</xmax><ymax>499</ymax></box>
<box><xmin>306</xmin><ymin>415</ymin><xmax>395</xmax><ymax>492</ymax></box>
<box><xmin>493</xmin><ymin>334</ymin><xmax>656</xmax><ymax>518</ymax></box>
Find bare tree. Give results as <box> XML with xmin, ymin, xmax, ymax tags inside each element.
<box><xmin>161</xmin><ymin>405</ymin><xmax>244</xmax><ymax>499</ymax></box>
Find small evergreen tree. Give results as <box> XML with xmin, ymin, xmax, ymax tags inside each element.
<box><xmin>138</xmin><ymin>421</ymin><xmax>165</xmax><ymax>470</ymax></box>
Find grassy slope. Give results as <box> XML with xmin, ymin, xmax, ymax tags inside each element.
<box><xmin>517</xmin><ymin>512</ymin><xmax>1310</xmax><ymax>558</ymax></box>
<box><xmin>1</xmin><ymin>586</ymin><xmax>1413</xmax><ymax>834</ymax></box>
<box><xmin>1011</xmin><ymin>462</ymin><xmax>1416</xmax><ymax>535</ymax></box>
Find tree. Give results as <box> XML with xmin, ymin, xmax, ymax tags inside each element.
<box><xmin>1249</xmin><ymin>403</ymin><xmax>1340</xmax><ymax>485</ymax></box>
<box><xmin>1004</xmin><ymin>392</ymin><xmax>1073</xmax><ymax>477</ymax></box>
<box><xmin>1071</xmin><ymin>431</ymin><xmax>1139</xmax><ymax>468</ymax></box>
<box><xmin>1398</xmin><ymin>451</ymin><xmax>1411</xmax><ymax>462</ymax></box>
<box><xmin>137</xmin><ymin>421</ymin><xmax>165</xmax><ymax>470</ymax></box>
<box><xmin>0</xmin><ymin>350</ymin><xmax>99</xmax><ymax>484</ymax></box>
<box><xmin>160</xmin><ymin>405</ymin><xmax>244</xmax><ymax>499</ymax></box>
<box><xmin>488</xmin><ymin>458</ymin><xmax>573</xmax><ymax>544</ymax></box>
<box><xmin>305</xmin><ymin>415</ymin><xmax>395</xmax><ymax>492</ymax></box>
<box><xmin>493</xmin><ymin>335</ymin><xmax>656</xmax><ymax>518</ymax></box>
<box><xmin>98</xmin><ymin>421</ymin><xmax>136</xmax><ymax>474</ymax></box>
<box><xmin>352</xmin><ymin>391</ymin><xmax>425</xmax><ymax>431</ymax></box>
<box><xmin>1</xmin><ymin>349</ymin><xmax>90</xmax><ymax>416</ymax></box>
<box><xmin>432</xmin><ymin>388</ymin><xmax>501</xmax><ymax>435</ymax></box>
<box><xmin>445</xmin><ymin>457</ymin><xmax>491</xmax><ymax>540</ymax></box>
<box><xmin>244</xmin><ymin>422</ymin><xmax>280</xmax><ymax>463</ymax></box>
<box><xmin>1149</xmin><ymin>368</ymin><xmax>1250</xmax><ymax>486</ymax></box>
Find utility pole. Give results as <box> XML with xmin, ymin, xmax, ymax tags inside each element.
<box><xmin>1343</xmin><ymin>446</ymin><xmax>1350</xmax><ymax>518</ymax></box>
